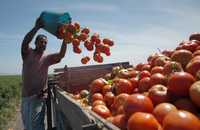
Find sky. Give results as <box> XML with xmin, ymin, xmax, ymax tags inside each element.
<box><xmin>0</xmin><ymin>0</ymin><xmax>200</xmax><ymax>75</ymax></box>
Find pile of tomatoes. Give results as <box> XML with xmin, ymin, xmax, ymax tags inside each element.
<box><xmin>57</xmin><ymin>22</ymin><xmax>114</xmax><ymax>64</ymax></box>
<box><xmin>72</xmin><ymin>33</ymin><xmax>200</xmax><ymax>130</ymax></box>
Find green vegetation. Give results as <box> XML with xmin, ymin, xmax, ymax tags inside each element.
<box><xmin>0</xmin><ymin>75</ymin><xmax>21</xmax><ymax>130</ymax></box>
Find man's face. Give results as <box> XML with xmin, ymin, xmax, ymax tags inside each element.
<box><xmin>35</xmin><ymin>37</ymin><xmax>47</xmax><ymax>52</ymax></box>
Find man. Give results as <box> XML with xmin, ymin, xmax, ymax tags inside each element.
<box><xmin>21</xmin><ymin>17</ymin><xmax>67</xmax><ymax>130</ymax></box>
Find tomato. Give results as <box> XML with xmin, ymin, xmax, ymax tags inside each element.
<box><xmin>148</xmin><ymin>84</ymin><xmax>170</xmax><ymax>105</ymax></box>
<box><xmin>129</xmin><ymin>77</ymin><xmax>139</xmax><ymax>90</ymax></box>
<box><xmin>163</xmin><ymin>110</ymin><xmax>200</xmax><ymax>130</ymax></box>
<box><xmin>57</xmin><ymin>25</ymin><xmax>66</xmax><ymax>38</ymax></box>
<box><xmin>127</xmin><ymin>112</ymin><xmax>160</xmax><ymax>130</ymax></box>
<box><xmin>192</xmin><ymin>50</ymin><xmax>200</xmax><ymax>57</ymax></box>
<box><xmin>63</xmin><ymin>31</ymin><xmax>73</xmax><ymax>43</ymax></box>
<box><xmin>168</xmin><ymin>72</ymin><xmax>195</xmax><ymax>97</ymax></box>
<box><xmin>162</xmin><ymin>49</ymin><xmax>174</xmax><ymax>57</ymax></box>
<box><xmin>104</xmin><ymin>92</ymin><xmax>115</xmax><ymax>107</ymax></box>
<box><xmin>151</xmin><ymin>66</ymin><xmax>164</xmax><ymax>74</ymax></box>
<box><xmin>135</xmin><ymin>63</ymin><xmax>145</xmax><ymax>71</ymax></box>
<box><xmin>112</xmin><ymin>93</ymin><xmax>129</xmax><ymax>112</ymax></box>
<box><xmin>153</xmin><ymin>103</ymin><xmax>177</xmax><ymax>124</ymax></box>
<box><xmin>189</xmin><ymin>32</ymin><xmax>200</xmax><ymax>41</ymax></box>
<box><xmin>92</xmin><ymin>100</ymin><xmax>106</xmax><ymax>107</ymax></box>
<box><xmin>139</xmin><ymin>70</ymin><xmax>151</xmax><ymax>80</ymax></box>
<box><xmin>72</xmin><ymin>38</ymin><xmax>80</xmax><ymax>47</ymax></box>
<box><xmin>114</xmin><ymin>78</ymin><xmax>134</xmax><ymax>95</ymax></box>
<box><xmin>92</xmin><ymin>105</ymin><xmax>111</xmax><ymax>119</ymax></box>
<box><xmin>141</xmin><ymin>64</ymin><xmax>151</xmax><ymax>71</ymax></box>
<box><xmin>91</xmin><ymin>33</ymin><xmax>100</xmax><ymax>42</ymax></box>
<box><xmin>66</xmin><ymin>23</ymin><xmax>76</xmax><ymax>33</ymax></box>
<box><xmin>73</xmin><ymin>46</ymin><xmax>82</xmax><ymax>54</ymax></box>
<box><xmin>91</xmin><ymin>93</ymin><xmax>104</xmax><ymax>103</ymax></box>
<box><xmin>81</xmin><ymin>56</ymin><xmax>90</xmax><ymax>64</ymax></box>
<box><xmin>138</xmin><ymin>77</ymin><xmax>151</xmax><ymax>92</ymax></box>
<box><xmin>171</xmin><ymin>49</ymin><xmax>192</xmax><ymax>68</ymax></box>
<box><xmin>112</xmin><ymin>114</ymin><xmax>127</xmax><ymax>130</ymax></box>
<box><xmin>150</xmin><ymin>73</ymin><xmax>167</xmax><ymax>86</ymax></box>
<box><xmin>84</xmin><ymin>40</ymin><xmax>94</xmax><ymax>51</ymax></box>
<box><xmin>189</xmin><ymin>81</ymin><xmax>200</xmax><ymax>108</ymax></box>
<box><xmin>81</xmin><ymin>27</ymin><xmax>90</xmax><ymax>34</ymax></box>
<box><xmin>102</xmin><ymin>38</ymin><xmax>114</xmax><ymax>46</ymax></box>
<box><xmin>73</xmin><ymin>22</ymin><xmax>80</xmax><ymax>32</ymax></box>
<box><xmin>174</xmin><ymin>98</ymin><xmax>198</xmax><ymax>114</ymax></box>
<box><xmin>186</xmin><ymin>57</ymin><xmax>200</xmax><ymax>77</ymax></box>
<box><xmin>124</xmin><ymin>94</ymin><xmax>154</xmax><ymax>118</ymax></box>
<box><xmin>163</xmin><ymin>61</ymin><xmax>183</xmax><ymax>76</ymax></box>
<box><xmin>93</xmin><ymin>52</ymin><xmax>103</xmax><ymax>63</ymax></box>
<box><xmin>117</xmin><ymin>69</ymin><xmax>132</xmax><ymax>79</ymax></box>
<box><xmin>153</xmin><ymin>55</ymin><xmax>171</xmax><ymax>67</ymax></box>
<box><xmin>102</xmin><ymin>84</ymin><xmax>113</xmax><ymax>95</ymax></box>
<box><xmin>79</xmin><ymin>33</ymin><xmax>88</xmax><ymax>41</ymax></box>
<box><xmin>89</xmin><ymin>78</ymin><xmax>107</xmax><ymax>94</ymax></box>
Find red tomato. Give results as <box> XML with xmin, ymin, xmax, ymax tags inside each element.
<box><xmin>89</xmin><ymin>78</ymin><xmax>107</xmax><ymax>94</ymax></box>
<box><xmin>81</xmin><ymin>56</ymin><xmax>90</xmax><ymax>64</ymax></box>
<box><xmin>112</xmin><ymin>93</ymin><xmax>129</xmax><ymax>111</ymax></box>
<box><xmin>150</xmin><ymin>73</ymin><xmax>167</xmax><ymax>86</ymax></box>
<box><xmin>124</xmin><ymin>94</ymin><xmax>154</xmax><ymax>118</ymax></box>
<box><xmin>73</xmin><ymin>46</ymin><xmax>82</xmax><ymax>54</ymax></box>
<box><xmin>153</xmin><ymin>55</ymin><xmax>171</xmax><ymax>67</ymax></box>
<box><xmin>127</xmin><ymin>112</ymin><xmax>160</xmax><ymax>130</ymax></box>
<box><xmin>163</xmin><ymin>110</ymin><xmax>200</xmax><ymax>130</ymax></box>
<box><xmin>171</xmin><ymin>49</ymin><xmax>192</xmax><ymax>68</ymax></box>
<box><xmin>84</xmin><ymin>40</ymin><xmax>94</xmax><ymax>51</ymax></box>
<box><xmin>186</xmin><ymin>57</ymin><xmax>200</xmax><ymax>77</ymax></box>
<box><xmin>92</xmin><ymin>100</ymin><xmax>106</xmax><ymax>107</ymax></box>
<box><xmin>163</xmin><ymin>61</ymin><xmax>183</xmax><ymax>76</ymax></box>
<box><xmin>102</xmin><ymin>38</ymin><xmax>114</xmax><ymax>46</ymax></box>
<box><xmin>129</xmin><ymin>77</ymin><xmax>139</xmax><ymax>90</ymax></box>
<box><xmin>190</xmin><ymin>81</ymin><xmax>200</xmax><ymax>108</ymax></box>
<box><xmin>148</xmin><ymin>84</ymin><xmax>170</xmax><ymax>105</ymax></box>
<box><xmin>139</xmin><ymin>70</ymin><xmax>151</xmax><ymax>80</ymax></box>
<box><xmin>189</xmin><ymin>32</ymin><xmax>200</xmax><ymax>41</ymax></box>
<box><xmin>141</xmin><ymin>64</ymin><xmax>151</xmax><ymax>71</ymax></box>
<box><xmin>72</xmin><ymin>38</ymin><xmax>80</xmax><ymax>47</ymax></box>
<box><xmin>112</xmin><ymin>114</ymin><xmax>127</xmax><ymax>130</ymax></box>
<box><xmin>73</xmin><ymin>22</ymin><xmax>80</xmax><ymax>32</ymax></box>
<box><xmin>138</xmin><ymin>77</ymin><xmax>151</xmax><ymax>92</ymax></box>
<box><xmin>151</xmin><ymin>66</ymin><xmax>164</xmax><ymax>74</ymax></box>
<box><xmin>168</xmin><ymin>72</ymin><xmax>195</xmax><ymax>97</ymax></box>
<box><xmin>104</xmin><ymin>92</ymin><xmax>115</xmax><ymax>107</ymax></box>
<box><xmin>92</xmin><ymin>105</ymin><xmax>111</xmax><ymax>119</ymax></box>
<box><xmin>81</xmin><ymin>27</ymin><xmax>90</xmax><ymax>34</ymax></box>
<box><xmin>114</xmin><ymin>78</ymin><xmax>134</xmax><ymax>95</ymax></box>
<box><xmin>102</xmin><ymin>84</ymin><xmax>113</xmax><ymax>95</ymax></box>
<box><xmin>174</xmin><ymin>98</ymin><xmax>198</xmax><ymax>114</ymax></box>
<box><xmin>91</xmin><ymin>93</ymin><xmax>104</xmax><ymax>103</ymax></box>
<box><xmin>153</xmin><ymin>103</ymin><xmax>177</xmax><ymax>124</ymax></box>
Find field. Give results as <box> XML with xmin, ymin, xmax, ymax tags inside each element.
<box><xmin>0</xmin><ymin>75</ymin><xmax>21</xmax><ymax>130</ymax></box>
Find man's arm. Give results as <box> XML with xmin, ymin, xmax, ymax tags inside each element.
<box><xmin>21</xmin><ymin>18</ymin><xmax>43</xmax><ymax>60</ymax></box>
<box><xmin>46</xmin><ymin>40</ymin><xmax>68</xmax><ymax>66</ymax></box>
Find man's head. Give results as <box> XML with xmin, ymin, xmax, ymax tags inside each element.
<box><xmin>35</xmin><ymin>34</ymin><xmax>47</xmax><ymax>53</ymax></box>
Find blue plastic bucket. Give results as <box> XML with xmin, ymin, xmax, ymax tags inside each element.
<box><xmin>40</xmin><ymin>11</ymin><xmax>72</xmax><ymax>37</ymax></box>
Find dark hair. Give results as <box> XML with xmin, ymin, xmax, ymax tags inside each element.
<box><xmin>35</xmin><ymin>34</ymin><xmax>47</xmax><ymax>43</ymax></box>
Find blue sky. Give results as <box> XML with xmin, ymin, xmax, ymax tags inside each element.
<box><xmin>0</xmin><ymin>0</ymin><xmax>200</xmax><ymax>74</ymax></box>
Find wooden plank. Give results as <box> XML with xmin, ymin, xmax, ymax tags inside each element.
<box><xmin>54</xmin><ymin>62</ymin><xmax>130</xmax><ymax>93</ymax></box>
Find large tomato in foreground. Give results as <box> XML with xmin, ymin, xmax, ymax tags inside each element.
<box><xmin>124</xmin><ymin>94</ymin><xmax>154</xmax><ymax>118</ymax></box>
<box><xmin>127</xmin><ymin>112</ymin><xmax>161</xmax><ymax>130</ymax></box>
<box><xmin>153</xmin><ymin>103</ymin><xmax>177</xmax><ymax>124</ymax></box>
<box><xmin>167</xmin><ymin>72</ymin><xmax>195</xmax><ymax>97</ymax></box>
<box><xmin>163</xmin><ymin>110</ymin><xmax>200</xmax><ymax>130</ymax></box>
